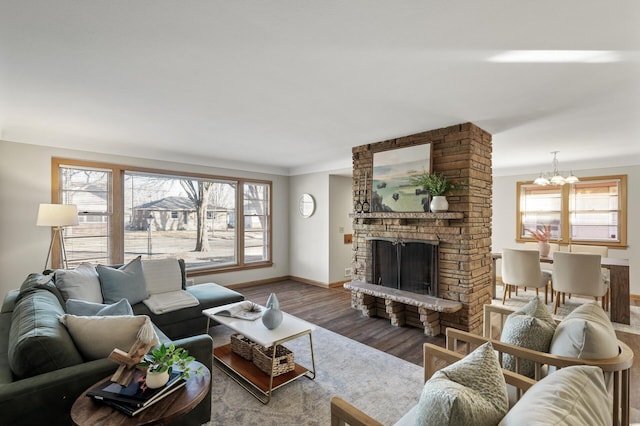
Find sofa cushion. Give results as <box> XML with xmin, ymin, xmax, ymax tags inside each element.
<box><xmin>499</xmin><ymin>365</ymin><xmax>609</xmax><ymax>426</ymax></box>
<box><xmin>8</xmin><ymin>289</ymin><xmax>83</xmax><ymax>379</ymax></box>
<box><xmin>414</xmin><ymin>342</ymin><xmax>508</xmax><ymax>426</ymax></box>
<box><xmin>54</xmin><ymin>263</ymin><xmax>103</xmax><ymax>303</ymax></box>
<box><xmin>66</xmin><ymin>298</ymin><xmax>133</xmax><ymax>316</ymax></box>
<box><xmin>142</xmin><ymin>257</ymin><xmax>183</xmax><ymax>295</ymax></box>
<box><xmin>98</xmin><ymin>256</ymin><xmax>148</xmax><ymax>305</ymax></box>
<box><xmin>549</xmin><ymin>302</ymin><xmax>618</xmax><ymax>367</ymax></box>
<box><xmin>59</xmin><ymin>314</ymin><xmax>159</xmax><ymax>360</ymax></box>
<box><xmin>500</xmin><ymin>297</ymin><xmax>556</xmax><ymax>378</ymax></box>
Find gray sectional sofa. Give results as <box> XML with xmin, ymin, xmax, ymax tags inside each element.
<box><xmin>0</xmin><ymin>262</ymin><xmax>244</xmax><ymax>425</ymax></box>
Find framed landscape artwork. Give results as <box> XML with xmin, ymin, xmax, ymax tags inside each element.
<box><xmin>371</xmin><ymin>144</ymin><xmax>432</xmax><ymax>212</ymax></box>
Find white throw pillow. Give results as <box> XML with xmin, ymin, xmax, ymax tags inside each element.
<box><xmin>500</xmin><ymin>297</ymin><xmax>556</xmax><ymax>378</ymax></box>
<box><xmin>54</xmin><ymin>263</ymin><xmax>103</xmax><ymax>303</ymax></box>
<box><xmin>414</xmin><ymin>342</ymin><xmax>508</xmax><ymax>426</ymax></box>
<box><xmin>499</xmin><ymin>365</ymin><xmax>610</xmax><ymax>426</ymax></box>
<box><xmin>549</xmin><ymin>303</ymin><xmax>618</xmax><ymax>366</ymax></box>
<box><xmin>59</xmin><ymin>314</ymin><xmax>158</xmax><ymax>360</ymax></box>
<box><xmin>142</xmin><ymin>258</ymin><xmax>183</xmax><ymax>295</ymax></box>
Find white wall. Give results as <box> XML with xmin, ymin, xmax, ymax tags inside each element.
<box><xmin>289</xmin><ymin>173</ymin><xmax>329</xmax><ymax>283</ymax></box>
<box><xmin>492</xmin><ymin>164</ymin><xmax>639</xmax><ymax>295</ymax></box>
<box><xmin>0</xmin><ymin>140</ymin><xmax>290</xmax><ymax>300</ymax></box>
<box><xmin>329</xmin><ymin>175</ymin><xmax>354</xmax><ymax>284</ymax></box>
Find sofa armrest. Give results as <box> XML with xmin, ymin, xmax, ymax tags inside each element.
<box><xmin>330</xmin><ymin>396</ymin><xmax>384</xmax><ymax>426</ymax></box>
<box><xmin>0</xmin><ymin>358</ymin><xmax>118</xmax><ymax>424</ymax></box>
<box><xmin>171</xmin><ymin>334</ymin><xmax>213</xmax><ymax>372</ymax></box>
<box><xmin>1</xmin><ymin>290</ymin><xmax>19</xmax><ymax>313</ymax></box>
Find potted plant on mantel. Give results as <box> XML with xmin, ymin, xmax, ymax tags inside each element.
<box><xmin>410</xmin><ymin>172</ymin><xmax>468</xmax><ymax>213</ymax></box>
<box><xmin>138</xmin><ymin>343</ymin><xmax>204</xmax><ymax>388</ymax></box>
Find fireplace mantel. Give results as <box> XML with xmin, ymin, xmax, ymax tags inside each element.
<box><xmin>350</xmin><ymin>212</ymin><xmax>463</xmax><ymax>220</ymax></box>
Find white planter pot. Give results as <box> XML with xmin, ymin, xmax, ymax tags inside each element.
<box><xmin>145</xmin><ymin>370</ymin><xmax>170</xmax><ymax>389</ymax></box>
<box><xmin>430</xmin><ymin>196</ymin><xmax>449</xmax><ymax>213</ymax></box>
<box><xmin>538</xmin><ymin>241</ymin><xmax>551</xmax><ymax>257</ymax></box>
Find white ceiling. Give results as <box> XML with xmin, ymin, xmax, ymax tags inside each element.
<box><xmin>1</xmin><ymin>1</ymin><xmax>639</xmax><ymax>176</ymax></box>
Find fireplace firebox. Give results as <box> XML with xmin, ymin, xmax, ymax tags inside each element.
<box><xmin>370</xmin><ymin>238</ymin><xmax>438</xmax><ymax>297</ymax></box>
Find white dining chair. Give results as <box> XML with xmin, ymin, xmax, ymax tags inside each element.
<box><xmin>568</xmin><ymin>244</ymin><xmax>610</xmax><ymax>309</ymax></box>
<box><xmin>552</xmin><ymin>252</ymin><xmax>607</xmax><ymax>314</ymax></box>
<box><xmin>501</xmin><ymin>248</ymin><xmax>552</xmax><ymax>304</ymax></box>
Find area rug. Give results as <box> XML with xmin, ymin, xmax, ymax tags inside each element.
<box><xmin>493</xmin><ymin>285</ymin><xmax>640</xmax><ymax>335</ymax></box>
<box><xmin>204</xmin><ymin>325</ymin><xmax>424</xmax><ymax>426</ymax></box>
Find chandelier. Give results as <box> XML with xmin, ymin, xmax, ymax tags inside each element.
<box><xmin>533</xmin><ymin>151</ymin><xmax>579</xmax><ymax>186</ymax></box>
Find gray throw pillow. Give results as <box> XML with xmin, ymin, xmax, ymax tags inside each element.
<box><xmin>66</xmin><ymin>298</ymin><xmax>133</xmax><ymax>316</ymax></box>
<box><xmin>97</xmin><ymin>256</ymin><xmax>148</xmax><ymax>305</ymax></box>
<box><xmin>500</xmin><ymin>297</ymin><xmax>556</xmax><ymax>378</ymax></box>
<box><xmin>414</xmin><ymin>342</ymin><xmax>508</xmax><ymax>426</ymax></box>
<box><xmin>54</xmin><ymin>263</ymin><xmax>103</xmax><ymax>303</ymax></box>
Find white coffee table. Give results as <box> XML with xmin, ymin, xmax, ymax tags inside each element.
<box><xmin>203</xmin><ymin>303</ymin><xmax>316</xmax><ymax>404</ymax></box>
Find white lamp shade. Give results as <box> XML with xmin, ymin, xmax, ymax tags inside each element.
<box><xmin>36</xmin><ymin>204</ymin><xmax>79</xmax><ymax>227</ymax></box>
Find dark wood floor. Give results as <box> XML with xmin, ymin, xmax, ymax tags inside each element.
<box><xmin>234</xmin><ymin>279</ymin><xmax>639</xmax><ymax>417</ymax></box>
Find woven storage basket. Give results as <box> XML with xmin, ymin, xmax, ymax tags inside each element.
<box><xmin>252</xmin><ymin>344</ymin><xmax>295</xmax><ymax>377</ymax></box>
<box><xmin>230</xmin><ymin>333</ymin><xmax>257</xmax><ymax>361</ymax></box>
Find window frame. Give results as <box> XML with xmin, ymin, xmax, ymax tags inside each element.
<box><xmin>51</xmin><ymin>157</ymin><xmax>273</xmax><ymax>274</ymax></box>
<box><xmin>516</xmin><ymin>174</ymin><xmax>627</xmax><ymax>248</ymax></box>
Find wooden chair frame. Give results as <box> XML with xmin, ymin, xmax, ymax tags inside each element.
<box><xmin>472</xmin><ymin>304</ymin><xmax>633</xmax><ymax>426</ymax></box>
<box><xmin>330</xmin><ymin>342</ymin><xmax>536</xmax><ymax>426</ymax></box>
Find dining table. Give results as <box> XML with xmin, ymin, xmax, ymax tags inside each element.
<box><xmin>491</xmin><ymin>252</ymin><xmax>630</xmax><ymax>324</ymax></box>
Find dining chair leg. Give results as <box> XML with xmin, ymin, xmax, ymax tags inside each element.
<box><xmin>553</xmin><ymin>291</ymin><xmax>561</xmax><ymax>314</ymax></box>
<box><xmin>502</xmin><ymin>284</ymin><xmax>508</xmax><ymax>304</ymax></box>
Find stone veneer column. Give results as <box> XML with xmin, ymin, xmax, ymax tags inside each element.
<box><xmin>351</xmin><ymin>122</ymin><xmax>492</xmax><ymax>335</ymax></box>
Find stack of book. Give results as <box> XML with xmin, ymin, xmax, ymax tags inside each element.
<box><xmin>86</xmin><ymin>370</ymin><xmax>186</xmax><ymax>416</ymax></box>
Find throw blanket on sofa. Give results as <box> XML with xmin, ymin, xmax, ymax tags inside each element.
<box><xmin>143</xmin><ymin>290</ymin><xmax>199</xmax><ymax>314</ymax></box>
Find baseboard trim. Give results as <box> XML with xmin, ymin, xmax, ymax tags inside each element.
<box><xmin>225</xmin><ymin>276</ymin><xmax>290</xmax><ymax>289</ymax></box>
<box><xmin>224</xmin><ymin>275</ymin><xmax>347</xmax><ymax>289</ymax></box>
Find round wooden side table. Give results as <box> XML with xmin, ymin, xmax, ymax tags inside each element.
<box><xmin>71</xmin><ymin>362</ymin><xmax>210</xmax><ymax>426</ymax></box>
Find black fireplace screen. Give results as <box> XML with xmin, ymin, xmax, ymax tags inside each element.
<box><xmin>371</xmin><ymin>239</ymin><xmax>438</xmax><ymax>296</ymax></box>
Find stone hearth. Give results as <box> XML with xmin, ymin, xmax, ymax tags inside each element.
<box><xmin>350</xmin><ymin>122</ymin><xmax>492</xmax><ymax>334</ymax></box>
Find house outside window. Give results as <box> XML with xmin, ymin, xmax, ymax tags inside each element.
<box><xmin>516</xmin><ymin>175</ymin><xmax>627</xmax><ymax>248</ymax></box>
<box><xmin>52</xmin><ymin>158</ymin><xmax>272</xmax><ymax>273</ymax></box>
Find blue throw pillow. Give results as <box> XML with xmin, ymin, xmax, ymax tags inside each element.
<box><xmin>66</xmin><ymin>298</ymin><xmax>133</xmax><ymax>316</ymax></box>
<box><xmin>97</xmin><ymin>256</ymin><xmax>148</xmax><ymax>305</ymax></box>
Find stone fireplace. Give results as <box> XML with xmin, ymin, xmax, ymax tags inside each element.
<box><xmin>350</xmin><ymin>123</ymin><xmax>492</xmax><ymax>335</ymax></box>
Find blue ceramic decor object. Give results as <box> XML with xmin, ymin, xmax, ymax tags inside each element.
<box><xmin>261</xmin><ymin>293</ymin><xmax>283</xmax><ymax>330</ymax></box>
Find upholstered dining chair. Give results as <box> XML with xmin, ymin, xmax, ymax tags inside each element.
<box><xmin>568</xmin><ymin>244</ymin><xmax>610</xmax><ymax>309</ymax></box>
<box><xmin>501</xmin><ymin>248</ymin><xmax>552</xmax><ymax>304</ymax></box>
<box><xmin>552</xmin><ymin>252</ymin><xmax>607</xmax><ymax>314</ymax></box>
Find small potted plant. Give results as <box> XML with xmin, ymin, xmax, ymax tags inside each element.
<box><xmin>409</xmin><ymin>172</ymin><xmax>467</xmax><ymax>212</ymax></box>
<box><xmin>138</xmin><ymin>343</ymin><xmax>203</xmax><ymax>388</ymax></box>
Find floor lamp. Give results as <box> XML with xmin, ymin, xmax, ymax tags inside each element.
<box><xmin>37</xmin><ymin>203</ymin><xmax>78</xmax><ymax>270</ymax></box>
